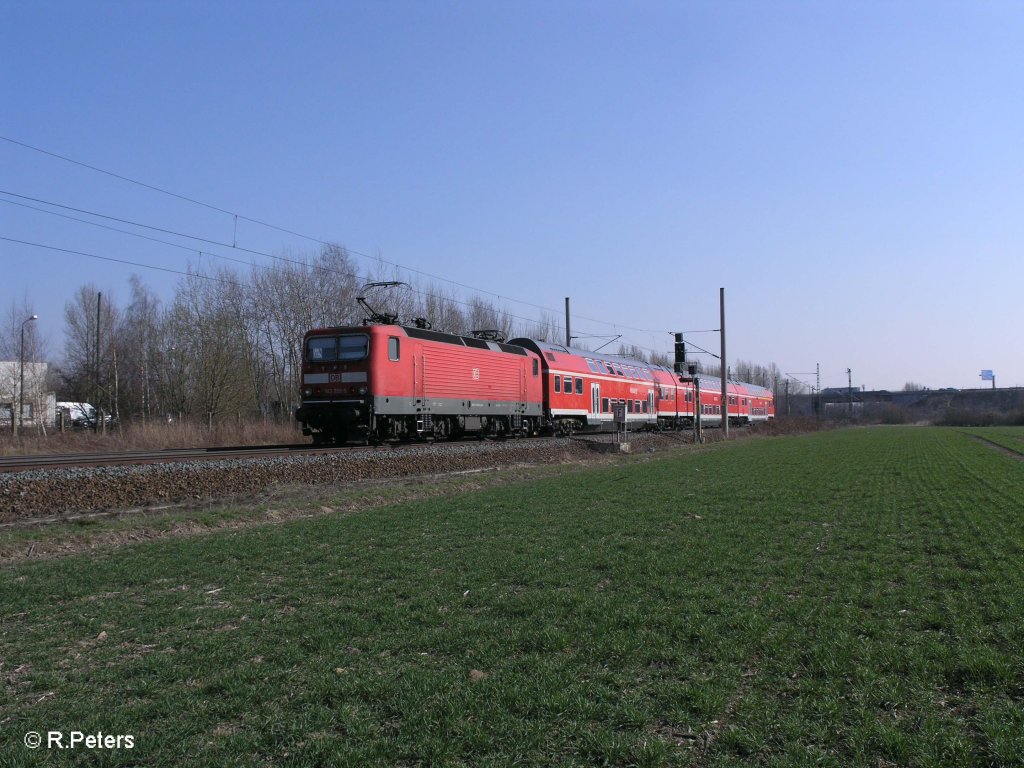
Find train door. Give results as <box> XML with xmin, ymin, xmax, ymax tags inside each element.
<box><xmin>648</xmin><ymin>391</ymin><xmax>655</xmax><ymax>421</ymax></box>
<box><xmin>413</xmin><ymin>348</ymin><xmax>425</xmax><ymax>402</ymax></box>
<box><xmin>591</xmin><ymin>383</ymin><xmax>600</xmax><ymax>424</ymax></box>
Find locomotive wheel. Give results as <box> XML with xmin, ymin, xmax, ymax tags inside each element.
<box><xmin>434</xmin><ymin>418</ymin><xmax>454</xmax><ymax>441</ymax></box>
<box><xmin>447</xmin><ymin>419</ymin><xmax>465</xmax><ymax>441</ymax></box>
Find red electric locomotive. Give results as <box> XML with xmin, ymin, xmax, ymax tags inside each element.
<box><xmin>295</xmin><ymin>324</ymin><xmax>544</xmax><ymax>444</ymax></box>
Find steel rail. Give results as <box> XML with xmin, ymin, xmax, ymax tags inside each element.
<box><xmin>0</xmin><ymin>443</ymin><xmax>344</xmax><ymax>473</ymax></box>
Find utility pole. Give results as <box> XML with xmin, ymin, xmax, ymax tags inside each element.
<box><xmin>816</xmin><ymin>362</ymin><xmax>821</xmax><ymax>419</ymax></box>
<box><xmin>720</xmin><ymin>287</ymin><xmax>728</xmax><ymax>437</ymax></box>
<box><xmin>847</xmin><ymin>368</ymin><xmax>853</xmax><ymax>413</ymax></box>
<box><xmin>694</xmin><ymin>371</ymin><xmax>702</xmax><ymax>443</ymax></box>
<box><xmin>95</xmin><ymin>292</ymin><xmax>102</xmax><ymax>433</ymax></box>
<box><xmin>785</xmin><ymin>379</ymin><xmax>790</xmax><ymax>416</ymax></box>
<box><xmin>564</xmin><ymin>297</ymin><xmax>571</xmax><ymax>348</ymax></box>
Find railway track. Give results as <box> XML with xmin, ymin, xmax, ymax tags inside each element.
<box><xmin>0</xmin><ymin>443</ymin><xmax>343</xmax><ymax>473</ymax></box>
<box><xmin>0</xmin><ymin>428</ymin><xmax>709</xmax><ymax>474</ymax></box>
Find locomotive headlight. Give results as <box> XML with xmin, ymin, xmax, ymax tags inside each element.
<box><xmin>303</xmin><ymin>388</ymin><xmax>313</xmax><ymax>396</ymax></box>
<box><xmin>359</xmin><ymin>386</ymin><xmax>367</xmax><ymax>395</ymax></box>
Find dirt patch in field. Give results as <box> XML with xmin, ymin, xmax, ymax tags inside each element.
<box><xmin>965</xmin><ymin>434</ymin><xmax>1024</xmax><ymax>460</ymax></box>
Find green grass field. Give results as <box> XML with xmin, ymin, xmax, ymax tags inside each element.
<box><xmin>2</xmin><ymin>428</ymin><xmax>1022</xmax><ymax>767</ymax></box>
<box><xmin>958</xmin><ymin>426</ymin><xmax>1024</xmax><ymax>455</ymax></box>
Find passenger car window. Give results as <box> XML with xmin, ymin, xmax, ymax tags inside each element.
<box><xmin>554</xmin><ymin>375</ymin><xmax>561</xmax><ymax>393</ymax></box>
<box><xmin>575</xmin><ymin>378</ymin><xmax>583</xmax><ymax>395</ymax></box>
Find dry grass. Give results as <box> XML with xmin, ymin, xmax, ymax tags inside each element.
<box><xmin>0</xmin><ymin>418</ymin><xmax>303</xmax><ymax>456</ymax></box>
<box><xmin>748</xmin><ymin>415</ymin><xmax>830</xmax><ymax>436</ymax></box>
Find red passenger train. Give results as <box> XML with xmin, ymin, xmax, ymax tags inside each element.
<box><xmin>295</xmin><ymin>323</ymin><xmax>774</xmax><ymax>444</ymax></box>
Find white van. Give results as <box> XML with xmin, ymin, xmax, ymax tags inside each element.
<box><xmin>56</xmin><ymin>402</ymin><xmax>98</xmax><ymax>428</ymax></box>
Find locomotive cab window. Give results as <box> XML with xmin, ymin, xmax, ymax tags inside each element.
<box><xmin>388</xmin><ymin>337</ymin><xmax>400</xmax><ymax>361</ymax></box>
<box><xmin>338</xmin><ymin>334</ymin><xmax>370</xmax><ymax>361</ymax></box>
<box><xmin>306</xmin><ymin>336</ymin><xmax>336</xmax><ymax>361</ymax></box>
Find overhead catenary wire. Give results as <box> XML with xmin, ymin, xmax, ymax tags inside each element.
<box><xmin>0</xmin><ymin>236</ymin><xmax>242</xmax><ymax>285</ymax></box>
<box><xmin>0</xmin><ymin>134</ymin><xmax>672</xmax><ymax>339</ymax></box>
<box><xmin>1</xmin><ymin>189</ymin><xmax>671</xmax><ymax>359</ymax></box>
<box><xmin>4</xmin><ymin>227</ymin><xmax>671</xmax><ymax>359</ymax></box>
<box><xmin>1</xmin><ymin>197</ymin><xmax>257</xmax><ymax>270</ymax></box>
<box><xmin>0</xmin><ymin>194</ymin><xmax>571</xmax><ymax>335</ymax></box>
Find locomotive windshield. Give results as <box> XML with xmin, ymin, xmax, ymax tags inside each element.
<box><xmin>306</xmin><ymin>334</ymin><xmax>369</xmax><ymax>362</ymax></box>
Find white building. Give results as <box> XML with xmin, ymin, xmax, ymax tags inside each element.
<box><xmin>0</xmin><ymin>361</ymin><xmax>54</xmax><ymax>427</ymax></box>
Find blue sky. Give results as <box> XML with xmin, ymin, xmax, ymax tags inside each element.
<box><xmin>2</xmin><ymin>0</ymin><xmax>1022</xmax><ymax>391</ymax></box>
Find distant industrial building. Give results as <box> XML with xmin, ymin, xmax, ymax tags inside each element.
<box><xmin>786</xmin><ymin>385</ymin><xmax>1024</xmax><ymax>422</ymax></box>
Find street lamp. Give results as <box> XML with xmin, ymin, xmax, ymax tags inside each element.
<box><xmin>19</xmin><ymin>314</ymin><xmax>38</xmax><ymax>432</ymax></box>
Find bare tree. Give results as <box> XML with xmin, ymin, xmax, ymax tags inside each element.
<box><xmin>466</xmin><ymin>297</ymin><xmax>513</xmax><ymax>340</ymax></box>
<box><xmin>246</xmin><ymin>244</ymin><xmax>362</xmax><ymax>416</ymax></box>
<box><xmin>61</xmin><ymin>285</ymin><xmax>120</xmax><ymax>416</ymax></box>
<box><xmin>164</xmin><ymin>268</ymin><xmax>254</xmax><ymax>422</ymax></box>
<box><xmin>0</xmin><ymin>297</ymin><xmax>48</xmax><ymax>363</ymax></box>
<box><xmin>414</xmin><ymin>286</ymin><xmax>467</xmax><ymax>335</ymax></box>
<box><xmin>115</xmin><ymin>275</ymin><xmax>165</xmax><ymax>420</ymax></box>
<box><xmin>514</xmin><ymin>311</ymin><xmax>563</xmax><ymax>344</ymax></box>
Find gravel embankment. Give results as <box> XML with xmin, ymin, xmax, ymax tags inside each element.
<box><xmin>1</xmin><ymin>435</ymin><xmax>687</xmax><ymax>523</ymax></box>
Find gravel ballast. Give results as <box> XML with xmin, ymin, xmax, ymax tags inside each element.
<box><xmin>0</xmin><ymin>435</ymin><xmax>689</xmax><ymax>523</ymax></box>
